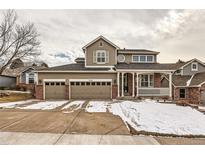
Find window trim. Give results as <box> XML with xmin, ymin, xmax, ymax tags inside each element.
<box><xmin>139</xmin><ymin>74</ymin><xmax>154</xmax><ymax>88</ymax></box>
<box><xmin>96</xmin><ymin>50</ymin><xmax>106</xmax><ymax>64</ymax></box>
<box><xmin>191</xmin><ymin>62</ymin><xmax>198</xmax><ymax>71</ymax></box>
<box><xmin>132</xmin><ymin>55</ymin><xmax>154</xmax><ymax>63</ymax></box>
<box><xmin>28</xmin><ymin>73</ymin><xmax>34</xmax><ymax>84</ymax></box>
<box><xmin>179</xmin><ymin>88</ymin><xmax>186</xmax><ymax>99</ymax></box>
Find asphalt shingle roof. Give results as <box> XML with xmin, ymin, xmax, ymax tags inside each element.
<box><xmin>190</xmin><ymin>72</ymin><xmax>205</xmax><ymax>86</ymax></box>
<box><xmin>38</xmin><ymin>63</ymin><xmax>111</xmax><ymax>71</ymax></box>
<box><xmin>116</xmin><ymin>63</ymin><xmax>179</xmax><ymax>70</ymax></box>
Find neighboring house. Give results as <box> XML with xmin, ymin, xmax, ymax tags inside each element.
<box><xmin>2</xmin><ymin>66</ymin><xmax>44</xmax><ymax>90</ymax></box>
<box><xmin>0</xmin><ymin>75</ymin><xmax>16</xmax><ymax>89</ymax></box>
<box><xmin>35</xmin><ymin>35</ymin><xmax>205</xmax><ymax>104</ymax></box>
<box><xmin>161</xmin><ymin>59</ymin><xmax>205</xmax><ymax>104</ymax></box>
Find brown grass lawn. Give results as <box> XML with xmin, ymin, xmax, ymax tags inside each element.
<box><xmin>0</xmin><ymin>93</ymin><xmax>33</xmax><ymax>103</ymax></box>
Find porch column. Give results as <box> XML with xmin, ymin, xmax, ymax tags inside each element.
<box><xmin>132</xmin><ymin>72</ymin><xmax>135</xmax><ymax>97</ymax></box>
<box><xmin>121</xmin><ymin>72</ymin><xmax>124</xmax><ymax>97</ymax></box>
<box><xmin>136</xmin><ymin>73</ymin><xmax>139</xmax><ymax>97</ymax></box>
<box><xmin>169</xmin><ymin>72</ymin><xmax>172</xmax><ymax>98</ymax></box>
<box><xmin>117</xmin><ymin>72</ymin><xmax>120</xmax><ymax>97</ymax></box>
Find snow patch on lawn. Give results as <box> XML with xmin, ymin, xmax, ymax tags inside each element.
<box><xmin>18</xmin><ymin>100</ymin><xmax>68</xmax><ymax>110</ymax></box>
<box><xmin>110</xmin><ymin>99</ymin><xmax>205</xmax><ymax>136</ymax></box>
<box><xmin>0</xmin><ymin>99</ymin><xmax>35</xmax><ymax>109</ymax></box>
<box><xmin>62</xmin><ymin>100</ymin><xmax>85</xmax><ymax>113</ymax></box>
<box><xmin>86</xmin><ymin>101</ymin><xmax>110</xmax><ymax>112</ymax></box>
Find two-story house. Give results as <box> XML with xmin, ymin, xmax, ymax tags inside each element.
<box><xmin>35</xmin><ymin>36</ymin><xmax>205</xmax><ymax>104</ymax></box>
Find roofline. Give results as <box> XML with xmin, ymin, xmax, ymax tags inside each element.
<box><xmin>0</xmin><ymin>74</ymin><xmax>16</xmax><ymax>78</ymax></box>
<box><xmin>82</xmin><ymin>35</ymin><xmax>120</xmax><ymax>50</ymax></box>
<box><xmin>117</xmin><ymin>50</ymin><xmax>160</xmax><ymax>55</ymax></box>
<box><xmin>34</xmin><ymin>70</ymin><xmax>116</xmax><ymax>73</ymax></box>
<box><xmin>116</xmin><ymin>69</ymin><xmax>175</xmax><ymax>72</ymax></box>
<box><xmin>180</xmin><ymin>58</ymin><xmax>205</xmax><ymax>69</ymax></box>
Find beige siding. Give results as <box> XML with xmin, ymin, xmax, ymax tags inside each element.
<box><xmin>85</xmin><ymin>38</ymin><xmax>116</xmax><ymax>66</ymax></box>
<box><xmin>38</xmin><ymin>72</ymin><xmax>117</xmax><ymax>85</ymax></box>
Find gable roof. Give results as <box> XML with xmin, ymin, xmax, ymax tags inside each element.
<box><xmin>179</xmin><ymin>58</ymin><xmax>205</xmax><ymax>69</ymax></box>
<box><xmin>82</xmin><ymin>35</ymin><xmax>120</xmax><ymax>51</ymax></box>
<box><xmin>2</xmin><ymin>66</ymin><xmax>45</xmax><ymax>77</ymax></box>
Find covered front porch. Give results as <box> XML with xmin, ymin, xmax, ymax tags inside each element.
<box><xmin>117</xmin><ymin>71</ymin><xmax>173</xmax><ymax>98</ymax></box>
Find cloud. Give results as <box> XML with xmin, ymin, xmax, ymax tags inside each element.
<box><xmin>1</xmin><ymin>9</ymin><xmax>205</xmax><ymax>66</ymax></box>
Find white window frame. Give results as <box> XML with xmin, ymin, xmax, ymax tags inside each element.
<box><xmin>179</xmin><ymin>88</ymin><xmax>186</xmax><ymax>99</ymax></box>
<box><xmin>28</xmin><ymin>73</ymin><xmax>35</xmax><ymax>84</ymax></box>
<box><xmin>191</xmin><ymin>62</ymin><xmax>198</xmax><ymax>71</ymax></box>
<box><xmin>139</xmin><ymin>74</ymin><xmax>154</xmax><ymax>88</ymax></box>
<box><xmin>132</xmin><ymin>55</ymin><xmax>154</xmax><ymax>63</ymax></box>
<box><xmin>96</xmin><ymin>50</ymin><xmax>106</xmax><ymax>64</ymax></box>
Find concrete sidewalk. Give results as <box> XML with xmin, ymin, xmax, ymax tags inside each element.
<box><xmin>0</xmin><ymin>132</ymin><xmax>160</xmax><ymax>145</ymax></box>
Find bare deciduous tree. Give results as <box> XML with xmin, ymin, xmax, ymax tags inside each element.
<box><xmin>0</xmin><ymin>10</ymin><xmax>40</xmax><ymax>74</ymax></box>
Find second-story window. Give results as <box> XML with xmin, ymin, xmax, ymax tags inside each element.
<box><xmin>132</xmin><ymin>55</ymin><xmax>154</xmax><ymax>63</ymax></box>
<box><xmin>191</xmin><ymin>63</ymin><xmax>198</xmax><ymax>71</ymax></box>
<box><xmin>96</xmin><ymin>50</ymin><xmax>106</xmax><ymax>63</ymax></box>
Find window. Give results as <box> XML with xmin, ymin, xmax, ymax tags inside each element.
<box><xmin>96</xmin><ymin>50</ymin><xmax>106</xmax><ymax>63</ymax></box>
<box><xmin>132</xmin><ymin>55</ymin><xmax>139</xmax><ymax>62</ymax></box>
<box><xmin>102</xmin><ymin>82</ymin><xmax>106</xmax><ymax>86</ymax></box>
<box><xmin>139</xmin><ymin>74</ymin><xmax>154</xmax><ymax>87</ymax></box>
<box><xmin>191</xmin><ymin>63</ymin><xmax>198</xmax><ymax>71</ymax></box>
<box><xmin>179</xmin><ymin>88</ymin><xmax>186</xmax><ymax>98</ymax></box>
<box><xmin>96</xmin><ymin>82</ymin><xmax>101</xmax><ymax>85</ymax></box>
<box><xmin>176</xmin><ymin>69</ymin><xmax>181</xmax><ymax>74</ymax></box>
<box><xmin>56</xmin><ymin>82</ymin><xmax>60</xmax><ymax>86</ymax></box>
<box><xmin>71</xmin><ymin>82</ymin><xmax>75</xmax><ymax>86</ymax></box>
<box><xmin>86</xmin><ymin>82</ymin><xmax>91</xmax><ymax>86</ymax></box>
<box><xmin>147</xmin><ymin>56</ymin><xmax>154</xmax><ymax>62</ymax></box>
<box><xmin>99</xmin><ymin>42</ymin><xmax>103</xmax><ymax>47</ymax></box>
<box><xmin>81</xmin><ymin>82</ymin><xmax>85</xmax><ymax>86</ymax></box>
<box><xmin>140</xmin><ymin>55</ymin><xmax>146</xmax><ymax>62</ymax></box>
<box><xmin>28</xmin><ymin>73</ymin><xmax>34</xmax><ymax>84</ymax></box>
<box><xmin>45</xmin><ymin>82</ymin><xmax>49</xmax><ymax>86</ymax></box>
<box><xmin>61</xmin><ymin>82</ymin><xmax>65</xmax><ymax>86</ymax></box>
<box><xmin>91</xmin><ymin>82</ymin><xmax>95</xmax><ymax>86</ymax></box>
<box><xmin>51</xmin><ymin>82</ymin><xmax>55</xmax><ymax>86</ymax></box>
<box><xmin>76</xmin><ymin>82</ymin><xmax>80</xmax><ymax>86</ymax></box>
<box><xmin>132</xmin><ymin>55</ymin><xmax>154</xmax><ymax>63</ymax></box>
<box><xmin>106</xmin><ymin>82</ymin><xmax>111</xmax><ymax>86</ymax></box>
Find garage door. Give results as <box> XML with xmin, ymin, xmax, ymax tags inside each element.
<box><xmin>70</xmin><ymin>81</ymin><xmax>111</xmax><ymax>99</ymax></box>
<box><xmin>45</xmin><ymin>82</ymin><xmax>65</xmax><ymax>99</ymax></box>
<box><xmin>201</xmin><ymin>91</ymin><xmax>205</xmax><ymax>105</ymax></box>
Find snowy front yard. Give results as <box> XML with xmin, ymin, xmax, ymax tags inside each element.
<box><xmin>83</xmin><ymin>99</ymin><xmax>205</xmax><ymax>136</ymax></box>
<box><xmin>110</xmin><ymin>100</ymin><xmax>205</xmax><ymax>136</ymax></box>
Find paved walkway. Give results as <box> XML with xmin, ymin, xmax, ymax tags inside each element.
<box><xmin>0</xmin><ymin>132</ymin><xmax>160</xmax><ymax>145</ymax></box>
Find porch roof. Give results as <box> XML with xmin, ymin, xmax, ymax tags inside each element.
<box><xmin>116</xmin><ymin>63</ymin><xmax>176</xmax><ymax>71</ymax></box>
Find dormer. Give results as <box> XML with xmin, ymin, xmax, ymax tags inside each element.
<box><xmin>82</xmin><ymin>36</ymin><xmax>120</xmax><ymax>68</ymax></box>
<box><xmin>117</xmin><ymin>49</ymin><xmax>159</xmax><ymax>64</ymax></box>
